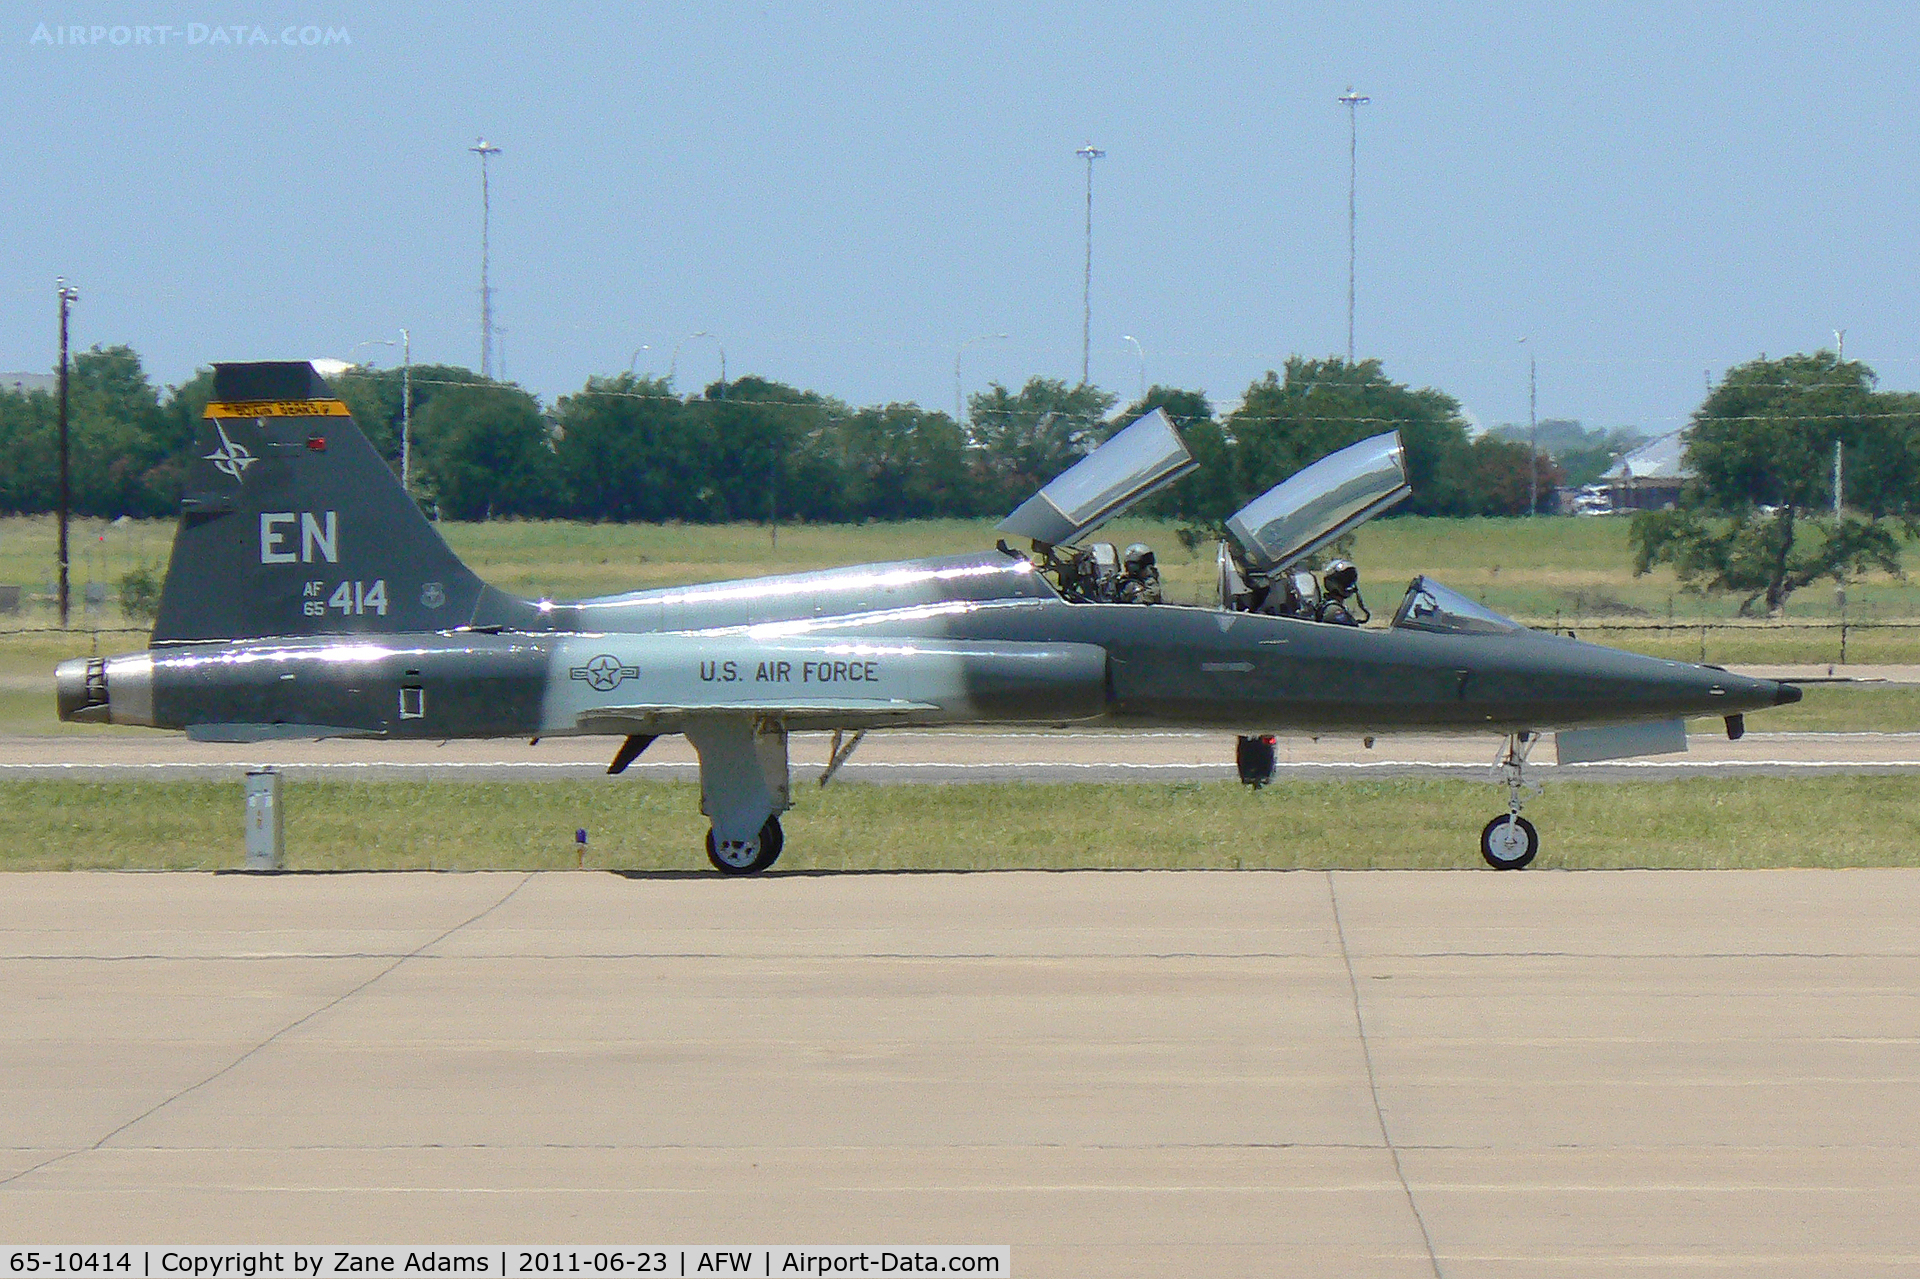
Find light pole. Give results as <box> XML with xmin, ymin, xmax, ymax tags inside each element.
<box><xmin>351</xmin><ymin>335</ymin><xmax>412</xmax><ymax>492</ymax></box>
<box><xmin>670</xmin><ymin>332</ymin><xmax>725</xmax><ymax>393</ymax></box>
<box><xmin>954</xmin><ymin>333</ymin><xmax>1010</xmax><ymax>424</ymax></box>
<box><xmin>1338</xmin><ymin>87</ymin><xmax>1370</xmax><ymax>365</ymax></box>
<box><xmin>470</xmin><ymin>138</ymin><xmax>502</xmax><ymax>378</ymax></box>
<box><xmin>400</xmin><ymin>327</ymin><xmax>412</xmax><ymax>495</ymax></box>
<box><xmin>1122</xmin><ymin>334</ymin><xmax>1146</xmax><ymax>402</ymax></box>
<box><xmin>1075</xmin><ymin>142</ymin><xmax>1106</xmax><ymax>386</ymax></box>
<box><xmin>628</xmin><ymin>345</ymin><xmax>651</xmax><ymax>377</ymax></box>
<box><xmin>1519</xmin><ymin>337</ymin><xmax>1538</xmax><ymax>516</ymax></box>
<box><xmin>55</xmin><ymin>278</ymin><xmax>78</xmax><ymax>629</ymax></box>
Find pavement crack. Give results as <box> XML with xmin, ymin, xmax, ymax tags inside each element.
<box><xmin>1327</xmin><ymin>870</ymin><xmax>1445</xmax><ymax>1279</ymax></box>
<box><xmin>0</xmin><ymin>873</ymin><xmax>533</xmax><ymax>1191</ymax></box>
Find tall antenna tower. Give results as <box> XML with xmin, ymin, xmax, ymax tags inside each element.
<box><xmin>1337</xmin><ymin>88</ymin><xmax>1370</xmax><ymax>364</ymax></box>
<box><xmin>1075</xmin><ymin>142</ymin><xmax>1106</xmax><ymax>386</ymax></box>
<box><xmin>470</xmin><ymin>138</ymin><xmax>502</xmax><ymax>378</ymax></box>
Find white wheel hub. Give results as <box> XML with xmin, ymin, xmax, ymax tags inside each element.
<box><xmin>1488</xmin><ymin>820</ymin><xmax>1529</xmax><ymax>861</ymax></box>
<box><xmin>711</xmin><ymin>836</ymin><xmax>761</xmax><ymax>869</ymax></box>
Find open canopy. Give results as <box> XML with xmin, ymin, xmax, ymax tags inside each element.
<box><xmin>1224</xmin><ymin>431</ymin><xmax>1410</xmax><ymax>574</ymax></box>
<box><xmin>996</xmin><ymin>408</ymin><xmax>1198</xmax><ymax>547</ymax></box>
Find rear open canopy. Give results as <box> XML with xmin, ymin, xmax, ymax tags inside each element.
<box><xmin>1224</xmin><ymin>431</ymin><xmax>1409</xmax><ymax>573</ymax></box>
<box><xmin>996</xmin><ymin>408</ymin><xmax>1198</xmax><ymax>547</ymax></box>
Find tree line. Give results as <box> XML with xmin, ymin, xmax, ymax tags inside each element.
<box><xmin>0</xmin><ymin>345</ymin><xmax>1556</xmax><ymax>524</ymax></box>
<box><xmin>1631</xmin><ymin>352</ymin><xmax>1920</xmax><ymax>615</ymax></box>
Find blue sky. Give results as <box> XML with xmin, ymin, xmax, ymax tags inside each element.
<box><xmin>5</xmin><ymin>1</ymin><xmax>1917</xmax><ymax>436</ymax></box>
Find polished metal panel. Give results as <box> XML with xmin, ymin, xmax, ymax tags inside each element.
<box><xmin>568</xmin><ymin>553</ymin><xmax>1053</xmax><ymax>633</ymax></box>
<box><xmin>1556</xmin><ymin>718</ymin><xmax>1687</xmax><ymax>764</ymax></box>
<box><xmin>1225</xmin><ymin>431</ymin><xmax>1409</xmax><ymax>572</ymax></box>
<box><xmin>104</xmin><ymin>652</ymin><xmax>155</xmax><ymax>726</ymax></box>
<box><xmin>996</xmin><ymin>408</ymin><xmax>1197</xmax><ymax>546</ymax></box>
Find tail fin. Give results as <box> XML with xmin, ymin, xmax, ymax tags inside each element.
<box><xmin>152</xmin><ymin>361</ymin><xmax>526</xmax><ymax>642</ymax></box>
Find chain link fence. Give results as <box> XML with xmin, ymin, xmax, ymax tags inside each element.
<box><xmin>1527</xmin><ymin>618</ymin><xmax>1920</xmax><ymax>665</ymax></box>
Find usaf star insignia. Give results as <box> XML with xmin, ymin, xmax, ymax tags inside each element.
<box><xmin>570</xmin><ymin>653</ymin><xmax>639</xmax><ymax>691</ymax></box>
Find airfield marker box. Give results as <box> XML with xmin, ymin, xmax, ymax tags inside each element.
<box><xmin>244</xmin><ymin>768</ymin><xmax>284</xmax><ymax>870</ymax></box>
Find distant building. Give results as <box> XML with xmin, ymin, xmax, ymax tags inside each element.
<box><xmin>1</xmin><ymin>371</ymin><xmax>56</xmax><ymax>396</ymax></box>
<box><xmin>1600</xmin><ymin>430</ymin><xmax>1690</xmax><ymax>511</ymax></box>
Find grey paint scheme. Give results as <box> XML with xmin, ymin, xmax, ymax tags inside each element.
<box><xmin>72</xmin><ymin>574</ymin><xmax>1782</xmax><ymax>741</ymax></box>
<box><xmin>58</xmin><ymin>362</ymin><xmax>1801</xmax><ymax>862</ymax></box>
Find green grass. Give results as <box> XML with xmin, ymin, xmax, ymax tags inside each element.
<box><xmin>3</xmin><ymin>776</ymin><xmax>1919</xmax><ymax>872</ymax></box>
<box><xmin>0</xmin><ymin>631</ymin><xmax>141</xmax><ymax>679</ymax></box>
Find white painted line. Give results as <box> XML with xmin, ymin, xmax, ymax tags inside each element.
<box><xmin>5</xmin><ymin>759</ymin><xmax>1920</xmax><ymax>774</ymax></box>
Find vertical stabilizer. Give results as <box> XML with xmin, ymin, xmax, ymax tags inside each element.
<box><xmin>152</xmin><ymin>362</ymin><xmax>516</xmax><ymax>642</ymax></box>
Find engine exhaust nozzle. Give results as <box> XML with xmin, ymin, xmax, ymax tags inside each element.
<box><xmin>55</xmin><ymin>653</ymin><xmax>155</xmax><ymax>725</ymax></box>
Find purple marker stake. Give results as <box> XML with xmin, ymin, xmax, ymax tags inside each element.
<box><xmin>575</xmin><ymin>827</ymin><xmax>587</xmax><ymax>869</ymax></box>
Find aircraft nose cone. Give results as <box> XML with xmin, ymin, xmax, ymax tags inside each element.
<box><xmin>1775</xmin><ymin>681</ymin><xmax>1803</xmax><ymax>706</ymax></box>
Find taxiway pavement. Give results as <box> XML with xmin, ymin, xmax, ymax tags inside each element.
<box><xmin>0</xmin><ymin>869</ymin><xmax>1916</xmax><ymax>1275</ymax></box>
<box><xmin>5</xmin><ymin>725</ymin><xmax>1920</xmax><ymax>784</ymax></box>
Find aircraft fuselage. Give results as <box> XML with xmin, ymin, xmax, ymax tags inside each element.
<box><xmin>60</xmin><ymin>561</ymin><xmax>1794</xmax><ymax>742</ymax></box>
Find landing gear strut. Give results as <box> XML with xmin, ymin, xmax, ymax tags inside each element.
<box><xmin>686</xmin><ymin>716</ymin><xmax>792</xmax><ymax>877</ymax></box>
<box><xmin>1481</xmin><ymin>733</ymin><xmax>1540</xmax><ymax>870</ymax></box>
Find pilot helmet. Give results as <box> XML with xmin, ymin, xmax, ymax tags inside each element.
<box><xmin>1123</xmin><ymin>543</ymin><xmax>1155</xmax><ymax>573</ymax></box>
<box><xmin>1323</xmin><ymin>559</ymin><xmax>1359</xmax><ymax>597</ymax></box>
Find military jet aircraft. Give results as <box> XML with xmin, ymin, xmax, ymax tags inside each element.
<box><xmin>57</xmin><ymin>361</ymin><xmax>1800</xmax><ymax>872</ymax></box>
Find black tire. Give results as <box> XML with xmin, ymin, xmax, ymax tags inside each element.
<box><xmin>1480</xmin><ymin>814</ymin><xmax>1538</xmax><ymax>870</ymax></box>
<box><xmin>706</xmin><ymin>816</ymin><xmax>784</xmax><ymax>875</ymax></box>
<box><xmin>1236</xmin><ymin>735</ymin><xmax>1277</xmax><ymax>788</ymax></box>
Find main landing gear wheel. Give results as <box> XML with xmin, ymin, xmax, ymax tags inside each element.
<box><xmin>706</xmin><ymin>816</ymin><xmax>784</xmax><ymax>875</ymax></box>
<box><xmin>1480</xmin><ymin>814</ymin><xmax>1538</xmax><ymax>870</ymax></box>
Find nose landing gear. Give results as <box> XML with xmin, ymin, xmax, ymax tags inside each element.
<box><xmin>1236</xmin><ymin>734</ymin><xmax>1277</xmax><ymax>788</ymax></box>
<box><xmin>1481</xmin><ymin>733</ymin><xmax>1541</xmax><ymax>869</ymax></box>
